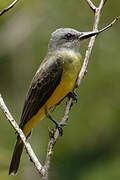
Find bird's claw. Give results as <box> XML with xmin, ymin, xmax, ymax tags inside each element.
<box><xmin>56</xmin><ymin>122</ymin><xmax>66</xmax><ymax>136</ymax></box>
<box><xmin>67</xmin><ymin>92</ymin><xmax>77</xmax><ymax>103</ymax></box>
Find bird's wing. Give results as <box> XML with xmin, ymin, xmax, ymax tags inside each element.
<box><xmin>19</xmin><ymin>56</ymin><xmax>63</xmax><ymax>128</ymax></box>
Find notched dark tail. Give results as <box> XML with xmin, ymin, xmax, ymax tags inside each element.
<box><xmin>9</xmin><ymin>139</ymin><xmax>24</xmax><ymax>175</ymax></box>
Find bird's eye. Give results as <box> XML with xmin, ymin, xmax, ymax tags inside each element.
<box><xmin>65</xmin><ymin>33</ymin><xmax>73</xmax><ymax>40</ymax></box>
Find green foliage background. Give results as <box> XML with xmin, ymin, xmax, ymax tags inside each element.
<box><xmin>0</xmin><ymin>0</ymin><xmax>120</xmax><ymax>179</ymax></box>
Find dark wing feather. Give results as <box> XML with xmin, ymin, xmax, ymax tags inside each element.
<box><xmin>19</xmin><ymin>56</ymin><xmax>63</xmax><ymax>129</ymax></box>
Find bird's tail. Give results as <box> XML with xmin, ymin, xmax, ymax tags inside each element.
<box><xmin>9</xmin><ymin>137</ymin><xmax>24</xmax><ymax>175</ymax></box>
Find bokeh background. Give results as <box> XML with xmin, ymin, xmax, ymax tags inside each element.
<box><xmin>0</xmin><ymin>0</ymin><xmax>120</xmax><ymax>179</ymax></box>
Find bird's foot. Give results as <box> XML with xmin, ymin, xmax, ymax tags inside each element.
<box><xmin>47</xmin><ymin>114</ymin><xmax>66</xmax><ymax>136</ymax></box>
<box><xmin>67</xmin><ymin>91</ymin><xmax>77</xmax><ymax>103</ymax></box>
<box><xmin>55</xmin><ymin>122</ymin><xmax>66</xmax><ymax>136</ymax></box>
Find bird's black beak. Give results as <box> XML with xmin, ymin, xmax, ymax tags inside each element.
<box><xmin>79</xmin><ymin>31</ymin><xmax>99</xmax><ymax>40</ymax></box>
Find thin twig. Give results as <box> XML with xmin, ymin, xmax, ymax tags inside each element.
<box><xmin>0</xmin><ymin>94</ymin><xmax>45</xmax><ymax>176</ymax></box>
<box><xmin>42</xmin><ymin>99</ymin><xmax>73</xmax><ymax>180</ymax></box>
<box><xmin>0</xmin><ymin>0</ymin><xmax>19</xmax><ymax>16</ymax></box>
<box><xmin>86</xmin><ymin>0</ymin><xmax>96</xmax><ymax>12</ymax></box>
<box><xmin>103</xmin><ymin>0</ymin><xmax>107</xmax><ymax>6</ymax></box>
<box><xmin>76</xmin><ymin>0</ymin><xmax>108</xmax><ymax>87</ymax></box>
<box><xmin>99</xmin><ymin>16</ymin><xmax>120</xmax><ymax>33</ymax></box>
<box><xmin>98</xmin><ymin>0</ymin><xmax>107</xmax><ymax>13</ymax></box>
<box><xmin>77</xmin><ymin>16</ymin><xmax>120</xmax><ymax>87</ymax></box>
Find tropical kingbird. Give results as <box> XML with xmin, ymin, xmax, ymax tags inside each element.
<box><xmin>9</xmin><ymin>28</ymin><xmax>100</xmax><ymax>175</ymax></box>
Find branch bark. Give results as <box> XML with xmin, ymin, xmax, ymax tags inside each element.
<box><xmin>0</xmin><ymin>0</ymin><xmax>19</xmax><ymax>16</ymax></box>
<box><xmin>42</xmin><ymin>99</ymin><xmax>73</xmax><ymax>180</ymax></box>
<box><xmin>0</xmin><ymin>95</ymin><xmax>45</xmax><ymax>176</ymax></box>
<box><xmin>86</xmin><ymin>0</ymin><xmax>96</xmax><ymax>12</ymax></box>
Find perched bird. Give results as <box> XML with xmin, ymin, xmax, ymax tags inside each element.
<box><xmin>9</xmin><ymin>28</ymin><xmax>99</xmax><ymax>175</ymax></box>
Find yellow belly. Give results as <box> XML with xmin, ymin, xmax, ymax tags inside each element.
<box><xmin>23</xmin><ymin>54</ymin><xmax>81</xmax><ymax>137</ymax></box>
<box><xmin>46</xmin><ymin>69</ymin><xmax>77</xmax><ymax>109</ymax></box>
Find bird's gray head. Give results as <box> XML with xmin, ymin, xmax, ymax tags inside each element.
<box><xmin>48</xmin><ymin>28</ymin><xmax>99</xmax><ymax>53</ymax></box>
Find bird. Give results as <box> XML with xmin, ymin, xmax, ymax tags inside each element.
<box><xmin>9</xmin><ymin>28</ymin><xmax>99</xmax><ymax>175</ymax></box>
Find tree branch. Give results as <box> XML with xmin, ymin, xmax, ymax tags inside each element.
<box><xmin>86</xmin><ymin>0</ymin><xmax>96</xmax><ymax>12</ymax></box>
<box><xmin>76</xmin><ymin>15</ymin><xmax>120</xmax><ymax>87</ymax></box>
<box><xmin>0</xmin><ymin>94</ymin><xmax>45</xmax><ymax>176</ymax></box>
<box><xmin>42</xmin><ymin>99</ymin><xmax>72</xmax><ymax>180</ymax></box>
<box><xmin>0</xmin><ymin>0</ymin><xmax>19</xmax><ymax>16</ymax></box>
<box><xmin>99</xmin><ymin>16</ymin><xmax>120</xmax><ymax>32</ymax></box>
